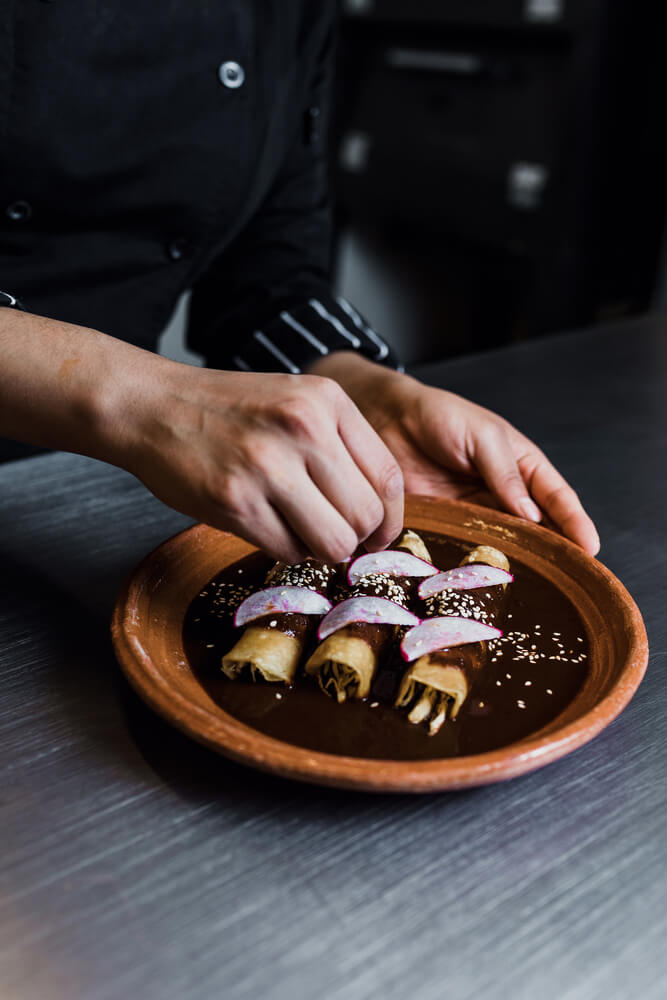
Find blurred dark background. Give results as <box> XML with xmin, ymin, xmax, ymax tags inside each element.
<box><xmin>330</xmin><ymin>0</ymin><xmax>667</xmax><ymax>363</ymax></box>
<box><xmin>5</xmin><ymin>0</ymin><xmax>666</xmax><ymax>465</ymax></box>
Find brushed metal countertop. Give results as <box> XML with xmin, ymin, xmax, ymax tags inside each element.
<box><xmin>1</xmin><ymin>314</ymin><xmax>665</xmax><ymax>1000</ymax></box>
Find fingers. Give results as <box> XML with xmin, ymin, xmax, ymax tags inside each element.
<box><xmin>472</xmin><ymin>426</ymin><xmax>544</xmax><ymax>524</ymax></box>
<box><xmin>259</xmin><ymin>375</ymin><xmax>404</xmax><ymax>554</ymax></box>
<box><xmin>520</xmin><ymin>453</ymin><xmax>600</xmax><ymax>555</ymax></box>
<box><xmin>305</xmin><ymin>438</ymin><xmax>391</xmax><ymax>548</ymax></box>
<box><xmin>472</xmin><ymin>426</ymin><xmax>600</xmax><ymax>555</ymax></box>
<box><xmin>267</xmin><ymin>460</ymin><xmax>365</xmax><ymax>563</ymax></box>
<box><xmin>335</xmin><ymin>391</ymin><xmax>404</xmax><ymax>551</ymax></box>
<box><xmin>199</xmin><ymin>487</ymin><xmax>311</xmax><ymax>566</ymax></box>
<box><xmin>238</xmin><ymin>379</ymin><xmax>403</xmax><ymax>559</ymax></box>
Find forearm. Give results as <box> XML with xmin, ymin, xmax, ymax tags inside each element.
<box><xmin>0</xmin><ymin>309</ymin><xmax>167</xmax><ymax>466</ymax></box>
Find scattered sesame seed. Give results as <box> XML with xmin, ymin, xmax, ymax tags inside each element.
<box><xmin>546</xmin><ymin>689</ymin><xmax>553</xmax><ymax>695</ymax></box>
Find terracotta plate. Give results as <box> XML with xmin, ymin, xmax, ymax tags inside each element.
<box><xmin>111</xmin><ymin>497</ymin><xmax>648</xmax><ymax>793</ymax></box>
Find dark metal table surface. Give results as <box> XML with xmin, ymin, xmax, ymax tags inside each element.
<box><xmin>1</xmin><ymin>314</ymin><xmax>665</xmax><ymax>1000</ymax></box>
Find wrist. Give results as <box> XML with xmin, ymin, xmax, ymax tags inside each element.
<box><xmin>308</xmin><ymin>350</ymin><xmax>419</xmax><ymax>416</ymax></box>
<box><xmin>307</xmin><ymin>350</ymin><xmax>400</xmax><ymax>389</ymax></box>
<box><xmin>89</xmin><ymin>341</ymin><xmax>178</xmax><ymax>471</ymax></box>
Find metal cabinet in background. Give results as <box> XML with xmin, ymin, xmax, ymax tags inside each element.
<box><xmin>333</xmin><ymin>0</ymin><xmax>667</xmax><ymax>357</ymax></box>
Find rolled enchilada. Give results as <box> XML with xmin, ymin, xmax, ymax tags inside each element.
<box><xmin>221</xmin><ymin>560</ymin><xmax>334</xmax><ymax>684</ymax></box>
<box><xmin>304</xmin><ymin>530</ymin><xmax>432</xmax><ymax>702</ymax></box>
<box><xmin>395</xmin><ymin>544</ymin><xmax>510</xmax><ymax>733</ymax></box>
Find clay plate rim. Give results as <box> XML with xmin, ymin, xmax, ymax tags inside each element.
<box><xmin>111</xmin><ymin>496</ymin><xmax>648</xmax><ymax>793</ymax></box>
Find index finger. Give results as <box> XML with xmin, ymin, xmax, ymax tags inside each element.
<box><xmin>520</xmin><ymin>452</ymin><xmax>600</xmax><ymax>555</ymax></box>
<box><xmin>335</xmin><ymin>393</ymin><xmax>405</xmax><ymax>551</ymax></box>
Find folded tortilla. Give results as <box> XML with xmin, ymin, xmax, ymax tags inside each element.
<box><xmin>221</xmin><ymin>560</ymin><xmax>334</xmax><ymax>684</ymax></box>
<box><xmin>304</xmin><ymin>530</ymin><xmax>430</xmax><ymax>702</ymax></box>
<box><xmin>395</xmin><ymin>544</ymin><xmax>510</xmax><ymax>734</ymax></box>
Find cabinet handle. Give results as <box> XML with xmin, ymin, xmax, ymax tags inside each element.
<box><xmin>385</xmin><ymin>48</ymin><xmax>485</xmax><ymax>77</ymax></box>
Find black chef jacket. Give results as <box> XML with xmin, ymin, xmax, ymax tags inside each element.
<box><xmin>0</xmin><ymin>1</ymin><xmax>395</xmax><ymax>374</ymax></box>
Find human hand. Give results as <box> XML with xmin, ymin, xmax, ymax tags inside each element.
<box><xmin>0</xmin><ymin>312</ymin><xmax>404</xmax><ymax>563</ymax></box>
<box><xmin>309</xmin><ymin>353</ymin><xmax>600</xmax><ymax>556</ymax></box>
<box><xmin>120</xmin><ymin>362</ymin><xmax>405</xmax><ymax>564</ymax></box>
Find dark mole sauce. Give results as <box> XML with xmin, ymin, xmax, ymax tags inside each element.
<box><xmin>184</xmin><ymin>533</ymin><xmax>589</xmax><ymax>760</ymax></box>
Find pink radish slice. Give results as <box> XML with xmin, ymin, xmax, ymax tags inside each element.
<box><xmin>418</xmin><ymin>564</ymin><xmax>513</xmax><ymax>598</ymax></box>
<box><xmin>234</xmin><ymin>587</ymin><xmax>332</xmax><ymax>628</ymax></box>
<box><xmin>400</xmin><ymin>617</ymin><xmax>502</xmax><ymax>662</ymax></box>
<box><xmin>317</xmin><ymin>597</ymin><xmax>420</xmax><ymax>641</ymax></box>
<box><xmin>347</xmin><ymin>550</ymin><xmax>438</xmax><ymax>585</ymax></box>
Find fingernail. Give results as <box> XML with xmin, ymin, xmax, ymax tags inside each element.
<box><xmin>519</xmin><ymin>498</ymin><xmax>542</xmax><ymax>523</ymax></box>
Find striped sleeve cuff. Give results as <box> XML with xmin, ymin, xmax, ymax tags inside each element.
<box><xmin>230</xmin><ymin>295</ymin><xmax>402</xmax><ymax>374</ymax></box>
<box><xmin>0</xmin><ymin>290</ymin><xmax>25</xmax><ymax>310</ymax></box>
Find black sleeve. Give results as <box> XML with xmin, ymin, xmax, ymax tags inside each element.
<box><xmin>186</xmin><ymin>12</ymin><xmax>400</xmax><ymax>374</ymax></box>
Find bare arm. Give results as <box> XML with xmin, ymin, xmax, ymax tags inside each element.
<box><xmin>0</xmin><ymin>311</ymin><xmax>404</xmax><ymax>563</ymax></box>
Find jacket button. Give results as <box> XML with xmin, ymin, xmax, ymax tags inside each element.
<box><xmin>218</xmin><ymin>61</ymin><xmax>245</xmax><ymax>89</ymax></box>
<box><xmin>6</xmin><ymin>200</ymin><xmax>32</xmax><ymax>222</ymax></box>
<box><xmin>304</xmin><ymin>106</ymin><xmax>321</xmax><ymax>145</ymax></box>
<box><xmin>166</xmin><ymin>239</ymin><xmax>189</xmax><ymax>261</ymax></box>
